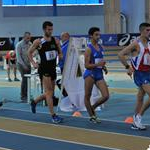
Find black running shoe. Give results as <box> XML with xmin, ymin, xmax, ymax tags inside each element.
<box><xmin>14</xmin><ymin>78</ymin><xmax>20</xmax><ymax>81</ymax></box>
<box><xmin>8</xmin><ymin>78</ymin><xmax>12</xmax><ymax>82</ymax></box>
<box><xmin>31</xmin><ymin>101</ymin><xmax>36</xmax><ymax>114</ymax></box>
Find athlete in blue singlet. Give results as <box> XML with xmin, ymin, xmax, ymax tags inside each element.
<box><xmin>118</xmin><ymin>22</ymin><xmax>150</xmax><ymax>130</ymax></box>
<box><xmin>84</xmin><ymin>27</ymin><xmax>109</xmax><ymax>123</ymax></box>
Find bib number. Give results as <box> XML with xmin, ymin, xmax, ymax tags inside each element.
<box><xmin>95</xmin><ymin>58</ymin><xmax>103</xmax><ymax>68</ymax></box>
<box><xmin>143</xmin><ymin>53</ymin><xmax>150</xmax><ymax>66</ymax></box>
<box><xmin>45</xmin><ymin>50</ymin><xmax>57</xmax><ymax>61</ymax></box>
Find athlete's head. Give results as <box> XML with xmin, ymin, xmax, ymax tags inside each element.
<box><xmin>139</xmin><ymin>23</ymin><xmax>150</xmax><ymax>39</ymax></box>
<box><xmin>60</xmin><ymin>32</ymin><xmax>70</xmax><ymax>43</ymax></box>
<box><xmin>23</xmin><ymin>32</ymin><xmax>31</xmax><ymax>43</ymax></box>
<box><xmin>43</xmin><ymin>21</ymin><xmax>53</xmax><ymax>37</ymax></box>
<box><xmin>88</xmin><ymin>27</ymin><xmax>100</xmax><ymax>42</ymax></box>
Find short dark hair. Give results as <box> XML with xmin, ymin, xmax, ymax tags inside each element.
<box><xmin>88</xmin><ymin>27</ymin><xmax>100</xmax><ymax>36</ymax></box>
<box><xmin>139</xmin><ymin>23</ymin><xmax>150</xmax><ymax>32</ymax></box>
<box><xmin>42</xmin><ymin>21</ymin><xmax>53</xmax><ymax>30</ymax></box>
<box><xmin>24</xmin><ymin>32</ymin><xmax>31</xmax><ymax>37</ymax></box>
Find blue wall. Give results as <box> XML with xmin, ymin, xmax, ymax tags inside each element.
<box><xmin>0</xmin><ymin>0</ymin><xmax>147</xmax><ymax>36</ymax></box>
<box><xmin>120</xmin><ymin>0</ymin><xmax>145</xmax><ymax>33</ymax></box>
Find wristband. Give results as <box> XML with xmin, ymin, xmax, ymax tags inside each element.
<box><xmin>125</xmin><ymin>65</ymin><xmax>130</xmax><ymax>69</ymax></box>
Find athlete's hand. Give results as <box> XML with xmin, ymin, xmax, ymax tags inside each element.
<box><xmin>32</xmin><ymin>62</ymin><xmax>39</xmax><ymax>69</ymax></box>
<box><xmin>97</xmin><ymin>61</ymin><xmax>106</xmax><ymax>67</ymax></box>
<box><xmin>103</xmin><ymin>66</ymin><xmax>108</xmax><ymax>75</ymax></box>
<box><xmin>126</xmin><ymin>66</ymin><xmax>134</xmax><ymax>79</ymax></box>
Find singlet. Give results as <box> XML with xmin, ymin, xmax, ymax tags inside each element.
<box><xmin>131</xmin><ymin>40</ymin><xmax>150</xmax><ymax>71</ymax></box>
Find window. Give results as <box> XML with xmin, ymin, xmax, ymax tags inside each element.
<box><xmin>2</xmin><ymin>0</ymin><xmax>103</xmax><ymax>6</ymax></box>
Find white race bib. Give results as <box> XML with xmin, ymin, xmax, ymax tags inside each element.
<box><xmin>45</xmin><ymin>50</ymin><xmax>57</xmax><ymax>61</ymax></box>
<box><xmin>95</xmin><ymin>58</ymin><xmax>103</xmax><ymax>68</ymax></box>
<box><xmin>143</xmin><ymin>53</ymin><xmax>150</xmax><ymax>66</ymax></box>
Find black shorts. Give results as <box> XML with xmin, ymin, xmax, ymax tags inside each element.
<box><xmin>6</xmin><ymin>59</ymin><xmax>16</xmax><ymax>65</ymax></box>
<box><xmin>38</xmin><ymin>66</ymin><xmax>57</xmax><ymax>81</ymax></box>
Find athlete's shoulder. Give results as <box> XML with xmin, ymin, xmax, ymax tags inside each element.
<box><xmin>85</xmin><ymin>47</ymin><xmax>91</xmax><ymax>54</ymax></box>
<box><xmin>16</xmin><ymin>40</ymin><xmax>23</xmax><ymax>46</ymax></box>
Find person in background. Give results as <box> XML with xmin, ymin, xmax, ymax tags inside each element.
<box><xmin>56</xmin><ymin>32</ymin><xmax>70</xmax><ymax>97</ymax></box>
<box><xmin>5</xmin><ymin>50</ymin><xmax>20</xmax><ymax>82</ymax></box>
<box><xmin>59</xmin><ymin>32</ymin><xmax>70</xmax><ymax>73</ymax></box>
<box><xmin>16</xmin><ymin>32</ymin><xmax>32</xmax><ymax>102</ymax></box>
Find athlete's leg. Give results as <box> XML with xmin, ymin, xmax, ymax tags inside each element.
<box><xmin>139</xmin><ymin>84</ymin><xmax>150</xmax><ymax>116</ymax></box>
<box><xmin>84</xmin><ymin>76</ymin><xmax>95</xmax><ymax>117</ymax></box>
<box><xmin>42</xmin><ymin>76</ymin><xmax>55</xmax><ymax>115</ymax></box>
<box><xmin>135</xmin><ymin>88</ymin><xmax>145</xmax><ymax>115</ymax></box>
<box><xmin>92</xmin><ymin>79</ymin><xmax>109</xmax><ymax>110</ymax></box>
<box><xmin>6</xmin><ymin>59</ymin><xmax>11</xmax><ymax>81</ymax></box>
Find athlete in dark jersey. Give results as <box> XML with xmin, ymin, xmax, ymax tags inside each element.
<box><xmin>28</xmin><ymin>21</ymin><xmax>63</xmax><ymax>123</ymax></box>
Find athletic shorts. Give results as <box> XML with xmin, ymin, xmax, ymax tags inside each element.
<box><xmin>133</xmin><ymin>70</ymin><xmax>150</xmax><ymax>87</ymax></box>
<box><xmin>83</xmin><ymin>69</ymin><xmax>104</xmax><ymax>82</ymax></box>
<box><xmin>38</xmin><ymin>66</ymin><xmax>57</xmax><ymax>81</ymax></box>
<box><xmin>6</xmin><ymin>59</ymin><xmax>16</xmax><ymax>65</ymax></box>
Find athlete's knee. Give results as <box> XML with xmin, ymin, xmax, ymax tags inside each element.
<box><xmin>102</xmin><ymin>94</ymin><xmax>109</xmax><ymax>101</ymax></box>
<box><xmin>138</xmin><ymin>94</ymin><xmax>145</xmax><ymax>101</ymax></box>
<box><xmin>7</xmin><ymin>66</ymin><xmax>10</xmax><ymax>70</ymax></box>
<box><xmin>13</xmin><ymin>66</ymin><xmax>17</xmax><ymax>70</ymax></box>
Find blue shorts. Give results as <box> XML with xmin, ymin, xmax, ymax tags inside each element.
<box><xmin>83</xmin><ymin>69</ymin><xmax>103</xmax><ymax>82</ymax></box>
<box><xmin>134</xmin><ymin>70</ymin><xmax>150</xmax><ymax>87</ymax></box>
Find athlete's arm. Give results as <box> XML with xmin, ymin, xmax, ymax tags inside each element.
<box><xmin>28</xmin><ymin>39</ymin><xmax>40</xmax><ymax>69</ymax></box>
<box><xmin>84</xmin><ymin>48</ymin><xmax>105</xmax><ymax>69</ymax></box>
<box><xmin>102</xmin><ymin>66</ymin><xmax>108</xmax><ymax>75</ymax></box>
<box><xmin>118</xmin><ymin>41</ymin><xmax>137</xmax><ymax>68</ymax></box>
<box><xmin>118</xmin><ymin>41</ymin><xmax>137</xmax><ymax>77</ymax></box>
<box><xmin>55</xmin><ymin>38</ymin><xmax>63</xmax><ymax>60</ymax></box>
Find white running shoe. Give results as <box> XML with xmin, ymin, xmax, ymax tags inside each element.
<box><xmin>131</xmin><ymin>114</ymin><xmax>146</xmax><ymax>130</ymax></box>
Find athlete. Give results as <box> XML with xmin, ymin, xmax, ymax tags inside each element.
<box><xmin>5</xmin><ymin>50</ymin><xmax>20</xmax><ymax>82</ymax></box>
<box><xmin>84</xmin><ymin>27</ymin><xmax>109</xmax><ymax>123</ymax></box>
<box><xmin>118</xmin><ymin>22</ymin><xmax>150</xmax><ymax>130</ymax></box>
<box><xmin>28</xmin><ymin>21</ymin><xmax>63</xmax><ymax>123</ymax></box>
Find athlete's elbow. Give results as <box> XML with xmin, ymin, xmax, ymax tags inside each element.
<box><xmin>85</xmin><ymin>64</ymin><xmax>90</xmax><ymax>69</ymax></box>
<box><xmin>118</xmin><ymin>52</ymin><xmax>122</xmax><ymax>60</ymax></box>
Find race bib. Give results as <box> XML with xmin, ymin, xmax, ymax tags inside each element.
<box><xmin>143</xmin><ymin>53</ymin><xmax>150</xmax><ymax>66</ymax></box>
<box><xmin>95</xmin><ymin>58</ymin><xmax>103</xmax><ymax>68</ymax></box>
<box><xmin>45</xmin><ymin>50</ymin><xmax>57</xmax><ymax>61</ymax></box>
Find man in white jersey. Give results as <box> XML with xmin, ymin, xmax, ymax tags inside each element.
<box><xmin>118</xmin><ymin>23</ymin><xmax>150</xmax><ymax>130</ymax></box>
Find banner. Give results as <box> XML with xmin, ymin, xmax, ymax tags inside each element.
<box><xmin>0</xmin><ymin>37</ymin><xmax>16</xmax><ymax>51</ymax></box>
<box><xmin>117</xmin><ymin>33</ymin><xmax>140</xmax><ymax>46</ymax></box>
<box><xmin>101</xmin><ymin>34</ymin><xmax>118</xmax><ymax>46</ymax></box>
<box><xmin>0</xmin><ymin>33</ymin><xmax>145</xmax><ymax>51</ymax></box>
